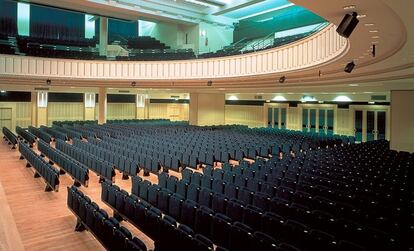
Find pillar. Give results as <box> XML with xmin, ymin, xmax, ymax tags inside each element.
<box><xmin>98</xmin><ymin>87</ymin><xmax>107</xmax><ymax>124</ymax></box>
<box><xmin>31</xmin><ymin>91</ymin><xmax>48</xmax><ymax>127</ymax></box>
<box><xmin>390</xmin><ymin>90</ymin><xmax>414</xmax><ymax>152</ymax></box>
<box><xmin>99</xmin><ymin>17</ymin><xmax>108</xmax><ymax>56</ymax></box>
<box><xmin>136</xmin><ymin>94</ymin><xmax>146</xmax><ymax>119</ymax></box>
<box><xmin>189</xmin><ymin>93</ymin><xmax>225</xmax><ymax>126</ymax></box>
<box><xmin>84</xmin><ymin>93</ymin><xmax>95</xmax><ymax>121</ymax></box>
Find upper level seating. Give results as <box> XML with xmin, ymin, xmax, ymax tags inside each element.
<box><xmin>2</xmin><ymin>126</ymin><xmax>18</xmax><ymax>149</ymax></box>
<box><xmin>126</xmin><ymin>36</ymin><xmax>169</xmax><ymax>50</ymax></box>
<box><xmin>19</xmin><ymin>142</ymin><xmax>60</xmax><ymax>192</ymax></box>
<box><xmin>67</xmin><ymin>186</ymin><xmax>147</xmax><ymax>251</ymax></box>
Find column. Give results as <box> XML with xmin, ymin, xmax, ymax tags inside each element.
<box><xmin>30</xmin><ymin>92</ymin><xmax>37</xmax><ymax>126</ymax></box>
<box><xmin>390</xmin><ymin>90</ymin><xmax>414</xmax><ymax>152</ymax></box>
<box><xmin>84</xmin><ymin>93</ymin><xmax>95</xmax><ymax>121</ymax></box>
<box><xmin>32</xmin><ymin>91</ymin><xmax>48</xmax><ymax>127</ymax></box>
<box><xmin>136</xmin><ymin>94</ymin><xmax>146</xmax><ymax>119</ymax></box>
<box><xmin>98</xmin><ymin>87</ymin><xmax>107</xmax><ymax>124</ymax></box>
<box><xmin>99</xmin><ymin>17</ymin><xmax>108</xmax><ymax>56</ymax></box>
<box><xmin>189</xmin><ymin>93</ymin><xmax>225</xmax><ymax>126</ymax></box>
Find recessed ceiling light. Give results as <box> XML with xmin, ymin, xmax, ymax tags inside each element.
<box><xmin>364</xmin><ymin>92</ymin><xmax>373</xmax><ymax>94</ymax></box>
<box><xmin>357</xmin><ymin>14</ymin><xmax>366</xmax><ymax>18</ymax></box>
<box><xmin>369</xmin><ymin>30</ymin><xmax>379</xmax><ymax>33</ymax></box>
<box><xmin>368</xmin><ymin>101</ymin><xmax>375</xmax><ymax>104</ymax></box>
<box><xmin>372</xmin><ymin>36</ymin><xmax>380</xmax><ymax>39</ymax></box>
<box><xmin>349</xmin><ymin>84</ymin><xmax>359</xmax><ymax>86</ymax></box>
<box><xmin>364</xmin><ymin>23</ymin><xmax>375</xmax><ymax>26</ymax></box>
<box><xmin>343</xmin><ymin>5</ymin><xmax>356</xmax><ymax>10</ymax></box>
<box><xmin>371</xmin><ymin>41</ymin><xmax>379</xmax><ymax>44</ymax></box>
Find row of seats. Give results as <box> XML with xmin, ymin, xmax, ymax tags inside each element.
<box><xmin>37</xmin><ymin>140</ymin><xmax>89</xmax><ymax>187</ymax></box>
<box><xmin>54</xmin><ymin>125</ymin><xmax>83</xmax><ymax>140</ymax></box>
<box><xmin>101</xmin><ymin>180</ymin><xmax>296</xmax><ymax>251</ymax></box>
<box><xmin>40</xmin><ymin>126</ymin><xmax>67</xmax><ymax>141</ymax></box>
<box><xmin>16</xmin><ymin>126</ymin><xmax>36</xmax><ymax>147</ymax></box>
<box><xmin>2</xmin><ymin>127</ymin><xmax>18</xmax><ymax>148</ymax></box>
<box><xmin>67</xmin><ymin>186</ymin><xmax>147</xmax><ymax>251</ymax></box>
<box><xmin>55</xmin><ymin>139</ymin><xmax>115</xmax><ymax>181</ymax></box>
<box><xmin>28</xmin><ymin>126</ymin><xmax>52</xmax><ymax>143</ymax></box>
<box><xmin>19</xmin><ymin>142</ymin><xmax>60</xmax><ymax>191</ymax></box>
<box><xmin>72</xmin><ymin>138</ymin><xmax>140</xmax><ymax>177</ymax></box>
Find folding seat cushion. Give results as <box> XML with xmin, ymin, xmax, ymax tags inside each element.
<box><xmin>226</xmin><ymin>199</ymin><xmax>245</xmax><ymax>222</ymax></box>
<box><xmin>187</xmin><ymin>183</ymin><xmax>200</xmax><ymax>202</ymax></box>
<box><xmin>182</xmin><ymin>168</ymin><xmax>193</xmax><ymax>182</ymax></box>
<box><xmin>205</xmin><ymin>153</ymin><xmax>215</xmax><ymax>166</ymax></box>
<box><xmin>176</xmin><ymin>181</ymin><xmax>188</xmax><ymax>198</ymax></box>
<box><xmin>234</xmin><ymin>166</ymin><xmax>244</xmax><ymax>176</ymax></box>
<box><xmin>223</xmin><ymin>172</ymin><xmax>235</xmax><ymax>184</ymax></box>
<box><xmin>284</xmin><ymin>219</ymin><xmax>310</xmax><ymax>249</ymax></box>
<box><xmin>115</xmin><ymin>189</ymin><xmax>129</xmax><ymax>213</ymax></box>
<box><xmin>203</xmin><ymin>165</ymin><xmax>213</xmax><ymax>177</ymax></box>
<box><xmin>167</xmin><ymin>176</ymin><xmax>178</xmax><ymax>193</ymax></box>
<box><xmin>253</xmin><ymin>231</ymin><xmax>279</xmax><ymax>251</ymax></box>
<box><xmin>148</xmin><ymin>184</ymin><xmax>161</xmax><ymax>206</ymax></box>
<box><xmin>278</xmin><ymin>243</ymin><xmax>301</xmax><ymax>251</ymax></box>
<box><xmin>212</xmin><ymin>179</ymin><xmax>224</xmax><ymax>194</ymax></box>
<box><xmin>338</xmin><ymin>240</ymin><xmax>365</xmax><ymax>251</ymax></box>
<box><xmin>276</xmin><ymin>186</ymin><xmax>295</xmax><ymax>202</ymax></box>
<box><xmin>181</xmin><ymin>200</ymin><xmax>198</xmax><ymax>228</ymax></box>
<box><xmin>223</xmin><ymin>163</ymin><xmax>232</xmax><ymax>173</ymax></box>
<box><xmin>260</xmin><ymin>182</ymin><xmax>276</xmax><ymax>197</ymax></box>
<box><xmin>230</xmin><ymin>221</ymin><xmax>254</xmax><ymax>251</ymax></box>
<box><xmin>157</xmin><ymin>215</ymin><xmax>178</xmax><ymax>250</ymax></box>
<box><xmin>247</xmin><ymin>178</ymin><xmax>261</xmax><ymax>192</ymax></box>
<box><xmin>243</xmin><ymin>205</ymin><xmax>263</xmax><ymax>231</ymax></box>
<box><xmin>235</xmin><ymin>150</ymin><xmax>244</xmax><ymax>161</ymax></box>
<box><xmin>281</xmin><ymin>178</ymin><xmax>297</xmax><ymax>190</ymax></box>
<box><xmin>85</xmin><ymin>202</ymin><xmax>99</xmax><ymax>230</ymax></box>
<box><xmin>193</xmin><ymin>234</ymin><xmax>214</xmax><ymax>251</ymax></box>
<box><xmin>108</xmin><ymin>185</ymin><xmax>120</xmax><ymax>207</ymax></box>
<box><xmin>168</xmin><ymin>194</ymin><xmax>184</xmax><ymax>220</ymax></box>
<box><xmin>191</xmin><ymin>172</ymin><xmax>202</xmax><ymax>186</ymax></box>
<box><xmin>211</xmin><ymin>213</ymin><xmax>232</xmax><ymax>248</ymax></box>
<box><xmin>158</xmin><ymin>172</ymin><xmax>168</xmax><ymax>189</ymax></box>
<box><xmin>157</xmin><ymin>188</ymin><xmax>172</xmax><ymax>213</ymax></box>
<box><xmin>261</xmin><ymin>212</ymin><xmax>286</xmax><ymax>241</ymax></box>
<box><xmin>252</xmin><ymin>192</ymin><xmax>271</xmax><ymax>211</ymax></box>
<box><xmin>124</xmin><ymin>194</ymin><xmax>138</xmax><ymax>221</ymax></box>
<box><xmin>129</xmin><ymin>237</ymin><xmax>147</xmax><ymax>251</ymax></box>
<box><xmin>201</xmin><ymin>175</ymin><xmax>213</xmax><ymax>189</ymax></box>
<box><xmin>145</xmin><ymin>207</ymin><xmax>162</xmax><ymax>241</ymax></box>
<box><xmin>212</xmin><ymin>169</ymin><xmax>224</xmax><ymax>180</ymax></box>
<box><xmin>189</xmin><ymin>155</ymin><xmax>198</xmax><ymax>168</ymax></box>
<box><xmin>285</xmin><ymin>170</ymin><xmax>299</xmax><ymax>181</ymax></box>
<box><xmin>138</xmin><ymin>180</ymin><xmax>151</xmax><ymax>201</ymax></box>
<box><xmin>238</xmin><ymin>188</ymin><xmax>254</xmax><ymax>205</ymax></box>
<box><xmin>244</xmin><ymin>168</ymin><xmax>255</xmax><ymax>178</ymax></box>
<box><xmin>308</xmin><ymin>229</ymin><xmax>337</xmax><ymax>251</ymax></box>
<box><xmin>195</xmin><ymin>206</ymin><xmax>214</xmax><ymax>238</ymax></box>
<box><xmin>198</xmin><ymin>188</ymin><xmax>213</xmax><ymax>208</ymax></box>
<box><xmin>234</xmin><ymin>175</ymin><xmax>247</xmax><ymax>188</ymax></box>
<box><xmin>212</xmin><ymin>193</ymin><xmax>228</xmax><ymax>214</ymax></box>
<box><xmin>151</xmin><ymin>160</ymin><xmax>160</xmax><ymax>173</ymax></box>
<box><xmin>78</xmin><ymin>196</ymin><xmax>91</xmax><ymax>223</ymax></box>
<box><xmin>224</xmin><ymin>183</ymin><xmax>238</xmax><ymax>199</ymax></box>
<box><xmin>220</xmin><ymin>151</ymin><xmax>230</xmax><ymax>163</ymax></box>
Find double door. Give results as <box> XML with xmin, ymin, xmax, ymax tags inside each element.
<box><xmin>303</xmin><ymin>108</ymin><xmax>334</xmax><ymax>134</ymax></box>
<box><xmin>354</xmin><ymin>110</ymin><xmax>386</xmax><ymax>142</ymax></box>
<box><xmin>267</xmin><ymin>107</ymin><xmax>287</xmax><ymax>129</ymax></box>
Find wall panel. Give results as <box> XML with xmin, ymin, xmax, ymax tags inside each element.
<box><xmin>47</xmin><ymin>102</ymin><xmax>83</xmax><ymax>125</ymax></box>
<box><xmin>225</xmin><ymin>105</ymin><xmax>264</xmax><ymax>128</ymax></box>
<box><xmin>107</xmin><ymin>103</ymin><xmax>135</xmax><ymax>120</ymax></box>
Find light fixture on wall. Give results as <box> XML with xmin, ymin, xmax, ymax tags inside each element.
<box><xmin>301</xmin><ymin>95</ymin><xmax>317</xmax><ymax>103</ymax></box>
<box><xmin>37</xmin><ymin>91</ymin><xmax>48</xmax><ymax>108</ymax></box>
<box><xmin>131</xmin><ymin>81</ymin><xmax>137</xmax><ymax>87</ymax></box>
<box><xmin>227</xmin><ymin>95</ymin><xmax>238</xmax><ymax>101</ymax></box>
<box><xmin>333</xmin><ymin>95</ymin><xmax>352</xmax><ymax>102</ymax></box>
<box><xmin>46</xmin><ymin>79</ymin><xmax>51</xmax><ymax>85</ymax></box>
<box><xmin>279</xmin><ymin>76</ymin><xmax>286</xmax><ymax>83</ymax></box>
<box><xmin>85</xmin><ymin>93</ymin><xmax>96</xmax><ymax>108</ymax></box>
<box><xmin>207</xmin><ymin>80</ymin><xmax>213</xmax><ymax>86</ymax></box>
<box><xmin>272</xmin><ymin>95</ymin><xmax>287</xmax><ymax>101</ymax></box>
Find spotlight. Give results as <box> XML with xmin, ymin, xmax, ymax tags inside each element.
<box><xmin>46</xmin><ymin>79</ymin><xmax>51</xmax><ymax>85</ymax></box>
<box><xmin>279</xmin><ymin>76</ymin><xmax>286</xmax><ymax>83</ymax></box>
<box><xmin>207</xmin><ymin>80</ymin><xmax>213</xmax><ymax>86</ymax></box>
<box><xmin>336</xmin><ymin>12</ymin><xmax>359</xmax><ymax>38</ymax></box>
<box><xmin>131</xmin><ymin>81</ymin><xmax>136</xmax><ymax>87</ymax></box>
<box><xmin>344</xmin><ymin>61</ymin><xmax>355</xmax><ymax>73</ymax></box>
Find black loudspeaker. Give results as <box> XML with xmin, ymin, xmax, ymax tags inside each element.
<box><xmin>336</xmin><ymin>12</ymin><xmax>359</xmax><ymax>38</ymax></box>
<box><xmin>344</xmin><ymin>61</ymin><xmax>355</xmax><ymax>73</ymax></box>
<box><xmin>207</xmin><ymin>80</ymin><xmax>213</xmax><ymax>86</ymax></box>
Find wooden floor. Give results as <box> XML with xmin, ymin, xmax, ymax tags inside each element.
<box><xmin>0</xmin><ymin>139</ymin><xmax>161</xmax><ymax>251</ymax></box>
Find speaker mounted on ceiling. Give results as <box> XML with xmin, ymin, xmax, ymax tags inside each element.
<box><xmin>344</xmin><ymin>61</ymin><xmax>355</xmax><ymax>73</ymax></box>
<box><xmin>336</xmin><ymin>12</ymin><xmax>359</xmax><ymax>38</ymax></box>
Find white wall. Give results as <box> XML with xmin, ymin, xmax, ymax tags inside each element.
<box><xmin>198</xmin><ymin>22</ymin><xmax>233</xmax><ymax>54</ymax></box>
<box><xmin>390</xmin><ymin>90</ymin><xmax>414</xmax><ymax>152</ymax></box>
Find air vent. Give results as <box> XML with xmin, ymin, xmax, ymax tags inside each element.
<box><xmin>34</xmin><ymin>87</ymin><xmax>49</xmax><ymax>91</ymax></box>
<box><xmin>171</xmin><ymin>95</ymin><xmax>180</xmax><ymax>99</ymax></box>
<box><xmin>371</xmin><ymin>95</ymin><xmax>386</xmax><ymax>101</ymax></box>
<box><xmin>118</xmin><ymin>90</ymin><xmax>130</xmax><ymax>93</ymax></box>
<box><xmin>254</xmin><ymin>95</ymin><xmax>263</xmax><ymax>100</ymax></box>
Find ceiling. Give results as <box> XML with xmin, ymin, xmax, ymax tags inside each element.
<box><xmin>4</xmin><ymin>0</ymin><xmax>414</xmax><ymax>94</ymax></box>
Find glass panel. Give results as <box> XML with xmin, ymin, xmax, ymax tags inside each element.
<box><xmin>377</xmin><ymin>111</ymin><xmax>386</xmax><ymax>140</ymax></box>
<box><xmin>273</xmin><ymin>108</ymin><xmax>279</xmax><ymax>128</ymax></box>
<box><xmin>18</xmin><ymin>2</ymin><xmax>30</xmax><ymax>36</ymax></box>
<box><xmin>355</xmin><ymin>110</ymin><xmax>363</xmax><ymax>142</ymax></box>
<box><xmin>327</xmin><ymin>109</ymin><xmax>334</xmax><ymax>135</ymax></box>
<box><xmin>318</xmin><ymin>109</ymin><xmax>325</xmax><ymax>133</ymax></box>
<box><xmin>309</xmin><ymin>109</ymin><xmax>316</xmax><ymax>133</ymax></box>
<box><xmin>367</xmin><ymin>111</ymin><xmax>375</xmax><ymax>141</ymax></box>
<box><xmin>281</xmin><ymin>108</ymin><xmax>287</xmax><ymax>129</ymax></box>
<box><xmin>267</xmin><ymin>108</ymin><xmax>272</xmax><ymax>128</ymax></box>
<box><xmin>302</xmin><ymin>109</ymin><xmax>308</xmax><ymax>132</ymax></box>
